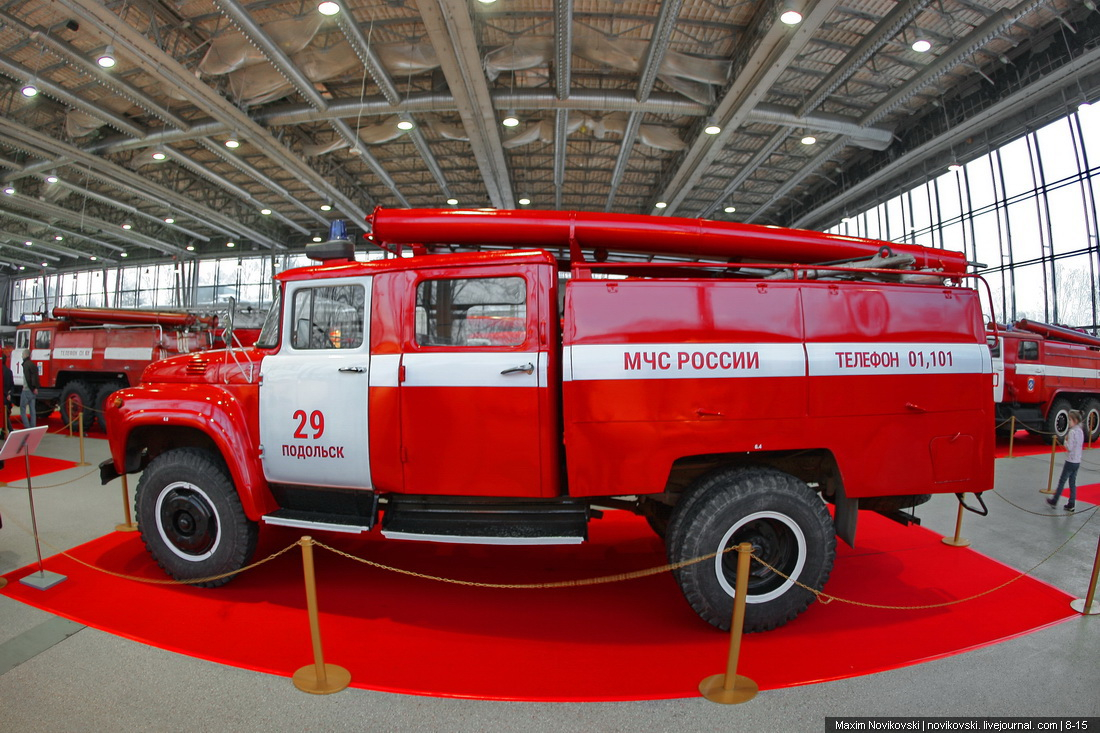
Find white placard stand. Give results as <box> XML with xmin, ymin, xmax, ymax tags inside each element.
<box><xmin>0</xmin><ymin>426</ymin><xmax>66</xmax><ymax>590</ymax></box>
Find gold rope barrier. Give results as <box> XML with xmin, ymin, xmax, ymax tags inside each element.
<box><xmin>699</xmin><ymin>542</ymin><xmax>757</xmax><ymax>704</ymax></box>
<box><xmin>292</xmin><ymin>537</ymin><xmax>350</xmax><ymax>694</ymax></box>
<box><xmin>941</xmin><ymin>499</ymin><xmax>970</xmax><ymax>548</ymax></box>
<box><xmin>115</xmin><ymin>473</ymin><xmax>137</xmax><ymax>533</ymax></box>
<box><xmin>1041</xmin><ymin>435</ymin><xmax>1058</xmax><ymax>494</ymax></box>
<box><xmin>1070</xmin><ymin>534</ymin><xmax>1100</xmax><ymax>616</ymax></box>
<box><xmin>1008</xmin><ymin>415</ymin><xmax>1016</xmax><ymax>458</ymax></box>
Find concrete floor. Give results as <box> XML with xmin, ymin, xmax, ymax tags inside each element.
<box><xmin>1</xmin><ymin>427</ymin><xmax>1098</xmax><ymax>731</ymax></box>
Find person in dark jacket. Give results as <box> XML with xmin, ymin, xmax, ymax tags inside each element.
<box><xmin>20</xmin><ymin>349</ymin><xmax>39</xmax><ymax>428</ymax></box>
<box><xmin>2</xmin><ymin>354</ymin><xmax>13</xmax><ymax>436</ymax></box>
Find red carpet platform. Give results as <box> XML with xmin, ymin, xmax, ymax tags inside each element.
<box><xmin>995</xmin><ymin>430</ymin><xmax>1099</xmax><ymax>459</ymax></box>
<box><xmin>0</xmin><ymin>455</ymin><xmax>79</xmax><ymax>483</ymax></box>
<box><xmin>0</xmin><ymin>511</ymin><xmax>1077</xmax><ymax>701</ymax></box>
<box><xmin>7</xmin><ymin>412</ymin><xmax>108</xmax><ymax>438</ymax></box>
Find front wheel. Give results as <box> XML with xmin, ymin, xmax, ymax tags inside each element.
<box><xmin>135</xmin><ymin>448</ymin><xmax>258</xmax><ymax>586</ymax></box>
<box><xmin>666</xmin><ymin>467</ymin><xmax>835</xmax><ymax>632</ymax></box>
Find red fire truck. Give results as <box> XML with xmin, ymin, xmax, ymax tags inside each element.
<box><xmin>990</xmin><ymin>319</ymin><xmax>1100</xmax><ymax>442</ymax></box>
<box><xmin>10</xmin><ymin>307</ymin><xmax>219</xmax><ymax>430</ymax></box>
<box><xmin>100</xmin><ymin>210</ymin><xmax>994</xmax><ymax>631</ymax></box>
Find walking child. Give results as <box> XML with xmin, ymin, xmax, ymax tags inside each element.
<box><xmin>1047</xmin><ymin>410</ymin><xmax>1084</xmax><ymax>512</ymax></box>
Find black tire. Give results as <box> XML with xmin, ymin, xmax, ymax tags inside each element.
<box><xmin>93</xmin><ymin>381</ymin><xmax>126</xmax><ymax>430</ymax></box>
<box><xmin>1082</xmin><ymin>399</ymin><xmax>1100</xmax><ymax>444</ymax></box>
<box><xmin>60</xmin><ymin>380</ymin><xmax>95</xmax><ymax>432</ymax></box>
<box><xmin>666</xmin><ymin>467</ymin><xmax>835</xmax><ymax>632</ymax></box>
<box><xmin>34</xmin><ymin>399</ymin><xmax>56</xmax><ymax>422</ymax></box>
<box><xmin>1045</xmin><ymin>397</ymin><xmax>1073</xmax><ymax>441</ymax></box>
<box><xmin>135</xmin><ymin>448</ymin><xmax>258</xmax><ymax>586</ymax></box>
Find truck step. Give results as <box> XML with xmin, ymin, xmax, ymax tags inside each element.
<box><xmin>262</xmin><ymin>508</ymin><xmax>373</xmax><ymax>534</ymax></box>
<box><xmin>381</xmin><ymin>497</ymin><xmax>589</xmax><ymax>545</ymax></box>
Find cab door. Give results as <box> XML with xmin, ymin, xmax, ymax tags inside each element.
<box><xmin>399</xmin><ymin>264</ymin><xmax>557</xmax><ymax>497</ymax></box>
<box><xmin>259</xmin><ymin>277</ymin><xmax>372</xmax><ymax>488</ymax></box>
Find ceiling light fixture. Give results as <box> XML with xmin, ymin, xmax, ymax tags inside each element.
<box><xmin>261</xmin><ymin>208</ymin><xmax>272</xmax><ymax>215</ymax></box>
<box><xmin>655</xmin><ymin>202</ymin><xmax>668</xmax><ymax>209</ymax></box>
<box><xmin>703</xmin><ymin>123</ymin><xmax>722</xmax><ymax>135</ymax></box>
<box><xmin>477</xmin><ymin>0</ymin><xmax>498</xmax><ymax>4</ymax></box>
<box><xmin>21</xmin><ymin>81</ymin><xmax>38</xmax><ymax>98</ymax></box>
<box><xmin>320</xmin><ymin>203</ymin><xmax>332</xmax><ymax>211</ymax></box>
<box><xmin>447</xmin><ymin>198</ymin><xmax>459</xmax><ymax>205</ymax></box>
<box><xmin>55</xmin><ymin>235</ymin><xmax>64</xmax><ymax>241</ymax></box>
<box><xmin>45</xmin><ymin>172</ymin><xmax>59</xmax><ymax>184</ymax></box>
<box><xmin>186</xmin><ymin>245</ymin><xmax>195</xmax><ymax>251</ymax></box>
<box><xmin>152</xmin><ymin>149</ymin><xmax>167</xmax><ymax>161</ymax></box>
<box><xmin>24</xmin><ymin>240</ymin><xmax>32</xmax><ymax>246</ymax></box>
<box><xmin>164</xmin><ymin>217</ymin><xmax>175</xmax><ymax>224</ymax></box>
<box><xmin>90</xmin><ymin>255</ymin><xmax>97</xmax><ymax>261</ymax></box>
<box><xmin>779</xmin><ymin>7</ymin><xmax>803</xmax><ymax>25</ymax></box>
<box><xmin>318</xmin><ymin>0</ymin><xmax>340</xmax><ymax>15</ymax></box>
<box><xmin>120</xmin><ymin>252</ymin><xmax>128</xmax><ymax>257</ymax></box>
<box><xmin>724</xmin><ymin>206</ymin><xmax>736</xmax><ymax>213</ymax></box>
<box><xmin>396</xmin><ymin>116</ymin><xmax>415</xmax><ymax>131</ymax></box>
<box><xmin>3</xmin><ymin>186</ymin><xmax>15</xmax><ymax>195</ymax></box>
<box><xmin>96</xmin><ymin>45</ymin><xmax>116</xmax><ymax>69</ymax></box>
<box><xmin>225</xmin><ymin>133</ymin><xmax>241</xmax><ymax>149</ymax></box>
<box><xmin>912</xmin><ymin>39</ymin><xmax>932</xmax><ymax>53</ymax></box>
<box><xmin>948</xmin><ymin>162</ymin><xmax>963</xmax><ymax>172</ymax></box>
<box><xmin>122</xmin><ymin>222</ymin><xmax>132</xmax><ymax>230</ymax></box>
<box><xmin>502</xmin><ymin>112</ymin><xmax>520</xmax><ymax>128</ymax></box>
<box><xmin>518</xmin><ymin>197</ymin><xmax>531</xmax><ymax>205</ymax></box>
<box><xmin>227</xmin><ymin>241</ymin><xmax>236</xmax><ymax>248</ymax></box>
<box><xmin>801</xmin><ymin>135</ymin><xmax>817</xmax><ymax>145</ymax></box>
<box><xmin>312</xmin><ymin>235</ymin><xmax>323</xmax><ymax>242</ymax></box>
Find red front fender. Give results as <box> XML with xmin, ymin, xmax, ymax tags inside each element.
<box><xmin>103</xmin><ymin>383</ymin><xmax>276</xmax><ymax>520</ymax></box>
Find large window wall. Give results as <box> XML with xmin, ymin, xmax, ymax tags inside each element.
<box><xmin>828</xmin><ymin>103</ymin><xmax>1099</xmax><ymax>331</ymax></box>
<box><xmin>9</xmin><ymin>253</ymin><xmax>318</xmax><ymax>324</ymax></box>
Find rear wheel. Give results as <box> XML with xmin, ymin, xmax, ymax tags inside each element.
<box><xmin>1045</xmin><ymin>397</ymin><xmax>1073</xmax><ymax>441</ymax></box>
<box><xmin>60</xmin><ymin>381</ymin><xmax>95</xmax><ymax>432</ymax></box>
<box><xmin>666</xmin><ymin>467</ymin><xmax>835</xmax><ymax>632</ymax></box>
<box><xmin>136</xmin><ymin>448</ymin><xmax>258</xmax><ymax>586</ymax></box>
<box><xmin>1082</xmin><ymin>399</ymin><xmax>1100</xmax><ymax>444</ymax></box>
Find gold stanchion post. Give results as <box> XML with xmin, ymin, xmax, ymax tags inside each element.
<box><xmin>77</xmin><ymin>408</ymin><xmax>88</xmax><ymax>466</ymax></box>
<box><xmin>1069</xmin><ymin>534</ymin><xmax>1100</xmax><ymax>615</ymax></box>
<box><xmin>942</xmin><ymin>499</ymin><xmax>970</xmax><ymax>547</ymax></box>
<box><xmin>699</xmin><ymin>542</ymin><xmax>758</xmax><ymax>704</ymax></box>
<box><xmin>115</xmin><ymin>473</ymin><xmax>138</xmax><ymax>532</ymax></box>
<box><xmin>1040</xmin><ymin>435</ymin><xmax>1057</xmax><ymax>494</ymax></box>
<box><xmin>1007</xmin><ymin>416</ymin><xmax>1016</xmax><ymax>458</ymax></box>
<box><xmin>292</xmin><ymin>536</ymin><xmax>350</xmax><ymax>694</ymax></box>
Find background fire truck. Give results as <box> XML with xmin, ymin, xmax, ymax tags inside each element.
<box><xmin>990</xmin><ymin>319</ymin><xmax>1100</xmax><ymax>442</ymax></box>
<box><xmin>9</xmin><ymin>306</ymin><xmax>218</xmax><ymax>430</ymax></box>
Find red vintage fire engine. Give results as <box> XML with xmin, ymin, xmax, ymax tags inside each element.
<box><xmin>10</xmin><ymin>307</ymin><xmax>218</xmax><ymax>429</ymax></box>
<box><xmin>990</xmin><ymin>319</ymin><xmax>1100</xmax><ymax>442</ymax></box>
<box><xmin>101</xmin><ymin>209</ymin><xmax>994</xmax><ymax>631</ymax></box>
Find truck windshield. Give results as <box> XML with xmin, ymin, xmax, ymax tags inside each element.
<box><xmin>254</xmin><ymin>289</ymin><xmax>281</xmax><ymax>349</ymax></box>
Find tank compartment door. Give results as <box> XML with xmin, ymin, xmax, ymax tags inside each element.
<box><xmin>259</xmin><ymin>277</ymin><xmax>372</xmax><ymax>489</ymax></box>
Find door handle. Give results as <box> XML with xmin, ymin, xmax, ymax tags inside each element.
<box><xmin>338</xmin><ymin>366</ymin><xmax>367</xmax><ymax>373</ymax></box>
<box><xmin>501</xmin><ymin>363</ymin><xmax>534</xmax><ymax>375</ymax></box>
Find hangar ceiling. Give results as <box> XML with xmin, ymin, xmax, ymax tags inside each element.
<box><xmin>0</xmin><ymin>0</ymin><xmax>1097</xmax><ymax>268</ymax></box>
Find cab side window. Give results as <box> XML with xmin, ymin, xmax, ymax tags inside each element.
<box><xmin>290</xmin><ymin>285</ymin><xmax>365</xmax><ymax>350</ymax></box>
<box><xmin>416</xmin><ymin>277</ymin><xmax>526</xmax><ymax>347</ymax></box>
<box><xmin>1018</xmin><ymin>340</ymin><xmax>1039</xmax><ymax>360</ymax></box>
<box><xmin>34</xmin><ymin>330</ymin><xmax>51</xmax><ymax>349</ymax></box>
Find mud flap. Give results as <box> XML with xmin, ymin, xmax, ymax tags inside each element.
<box><xmin>833</xmin><ymin>483</ymin><xmax>858</xmax><ymax>548</ymax></box>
